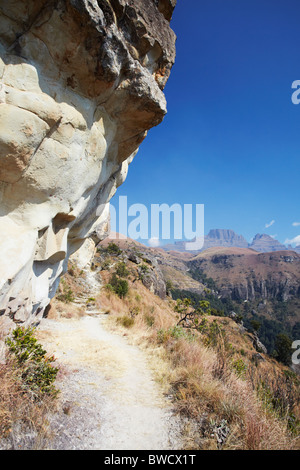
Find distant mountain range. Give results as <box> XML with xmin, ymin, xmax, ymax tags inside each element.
<box><xmin>162</xmin><ymin>229</ymin><xmax>300</xmax><ymax>254</ymax></box>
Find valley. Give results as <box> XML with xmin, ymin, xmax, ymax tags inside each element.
<box><xmin>42</xmin><ymin>235</ymin><xmax>300</xmax><ymax>449</ymax></box>
<box><xmin>96</xmin><ymin>234</ymin><xmax>300</xmax><ymax>359</ymax></box>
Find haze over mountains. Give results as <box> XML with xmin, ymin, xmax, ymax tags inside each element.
<box><xmin>162</xmin><ymin>229</ymin><xmax>300</xmax><ymax>254</ymax></box>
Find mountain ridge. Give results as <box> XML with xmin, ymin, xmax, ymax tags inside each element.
<box><xmin>161</xmin><ymin>228</ymin><xmax>300</xmax><ymax>254</ymax></box>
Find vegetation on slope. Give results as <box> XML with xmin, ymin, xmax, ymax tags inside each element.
<box><xmin>92</xmin><ymin>243</ymin><xmax>300</xmax><ymax>450</ymax></box>
<box><xmin>0</xmin><ymin>327</ymin><xmax>59</xmax><ymax>448</ymax></box>
<box><xmin>171</xmin><ymin>284</ymin><xmax>300</xmax><ymax>359</ymax></box>
<box><xmin>184</xmin><ymin>251</ymin><xmax>300</xmax><ymax>357</ymax></box>
<box><xmin>3</xmin><ymin>240</ymin><xmax>298</xmax><ymax>450</ymax></box>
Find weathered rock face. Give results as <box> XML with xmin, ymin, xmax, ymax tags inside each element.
<box><xmin>0</xmin><ymin>0</ymin><xmax>176</xmax><ymax>331</ymax></box>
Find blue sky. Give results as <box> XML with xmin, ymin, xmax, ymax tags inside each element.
<box><xmin>110</xmin><ymin>0</ymin><xmax>300</xmax><ymax>247</ymax></box>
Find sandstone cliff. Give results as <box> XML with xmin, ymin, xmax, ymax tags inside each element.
<box><xmin>0</xmin><ymin>0</ymin><xmax>176</xmax><ymax>332</ymax></box>
<box><xmin>203</xmin><ymin>229</ymin><xmax>248</xmax><ymax>250</ymax></box>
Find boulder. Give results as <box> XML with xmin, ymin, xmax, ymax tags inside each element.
<box><xmin>252</xmin><ymin>333</ymin><xmax>267</xmax><ymax>355</ymax></box>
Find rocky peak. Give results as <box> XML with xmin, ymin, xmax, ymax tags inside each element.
<box><xmin>204</xmin><ymin>229</ymin><xmax>248</xmax><ymax>248</ymax></box>
<box><xmin>249</xmin><ymin>234</ymin><xmax>287</xmax><ymax>253</ymax></box>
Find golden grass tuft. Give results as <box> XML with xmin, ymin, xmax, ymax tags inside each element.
<box><xmin>0</xmin><ymin>356</ymin><xmax>58</xmax><ymax>449</ymax></box>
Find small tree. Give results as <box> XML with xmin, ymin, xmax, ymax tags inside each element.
<box><xmin>5</xmin><ymin>327</ymin><xmax>59</xmax><ymax>397</ymax></box>
<box><xmin>176</xmin><ymin>298</ymin><xmax>211</xmax><ymax>330</ymax></box>
<box><xmin>109</xmin><ymin>273</ymin><xmax>129</xmax><ymax>298</ymax></box>
<box><xmin>106</xmin><ymin>242</ymin><xmax>122</xmax><ymax>256</ymax></box>
<box><xmin>250</xmin><ymin>319</ymin><xmax>261</xmax><ymax>333</ymax></box>
<box><xmin>274</xmin><ymin>333</ymin><xmax>293</xmax><ymax>366</ymax></box>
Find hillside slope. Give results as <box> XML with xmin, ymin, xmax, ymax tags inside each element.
<box><xmin>36</xmin><ymin>314</ymin><xmax>181</xmax><ymax>450</ymax></box>
<box><xmin>189</xmin><ymin>248</ymin><xmax>300</xmax><ymax>302</ymax></box>
<box><xmin>35</xmin><ymin>236</ymin><xmax>300</xmax><ymax>450</ymax></box>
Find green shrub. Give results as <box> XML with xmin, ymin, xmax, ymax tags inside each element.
<box><xmin>176</xmin><ymin>298</ymin><xmax>211</xmax><ymax>331</ymax></box>
<box><xmin>169</xmin><ymin>325</ymin><xmax>188</xmax><ymax>339</ymax></box>
<box><xmin>102</xmin><ymin>258</ymin><xmax>112</xmax><ymax>270</ymax></box>
<box><xmin>117</xmin><ymin>316</ymin><xmax>135</xmax><ymax>328</ymax></box>
<box><xmin>115</xmin><ymin>261</ymin><xmax>129</xmax><ymax>278</ymax></box>
<box><xmin>250</xmin><ymin>320</ymin><xmax>261</xmax><ymax>332</ymax></box>
<box><xmin>157</xmin><ymin>328</ymin><xmax>171</xmax><ymax>344</ymax></box>
<box><xmin>109</xmin><ymin>273</ymin><xmax>129</xmax><ymax>298</ymax></box>
<box><xmin>166</xmin><ymin>280</ymin><xmax>174</xmax><ymax>292</ymax></box>
<box><xmin>144</xmin><ymin>314</ymin><xmax>155</xmax><ymax>327</ymax></box>
<box><xmin>56</xmin><ymin>278</ymin><xmax>74</xmax><ymax>303</ymax></box>
<box><xmin>204</xmin><ymin>320</ymin><xmax>226</xmax><ymax>347</ymax></box>
<box><xmin>106</xmin><ymin>242</ymin><xmax>122</xmax><ymax>256</ymax></box>
<box><xmin>231</xmin><ymin>358</ymin><xmax>247</xmax><ymax>378</ymax></box>
<box><xmin>105</xmin><ymin>283</ymin><xmax>114</xmax><ymax>292</ymax></box>
<box><xmin>5</xmin><ymin>327</ymin><xmax>59</xmax><ymax>398</ymax></box>
<box><xmin>140</xmin><ymin>264</ymin><xmax>149</xmax><ymax>274</ymax></box>
<box><xmin>157</xmin><ymin>326</ymin><xmax>195</xmax><ymax>344</ymax></box>
<box><xmin>273</xmin><ymin>333</ymin><xmax>293</xmax><ymax>366</ymax></box>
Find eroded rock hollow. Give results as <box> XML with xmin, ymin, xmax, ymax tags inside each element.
<box><xmin>0</xmin><ymin>0</ymin><xmax>176</xmax><ymax>332</ymax></box>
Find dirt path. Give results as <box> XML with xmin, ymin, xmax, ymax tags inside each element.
<box><xmin>37</xmin><ymin>314</ymin><xmax>182</xmax><ymax>450</ymax></box>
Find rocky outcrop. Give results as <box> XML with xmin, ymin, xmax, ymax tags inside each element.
<box><xmin>0</xmin><ymin>0</ymin><xmax>176</xmax><ymax>332</ymax></box>
<box><xmin>203</xmin><ymin>229</ymin><xmax>248</xmax><ymax>250</ymax></box>
<box><xmin>138</xmin><ymin>262</ymin><xmax>167</xmax><ymax>299</ymax></box>
<box><xmin>251</xmin><ymin>332</ymin><xmax>267</xmax><ymax>354</ymax></box>
<box><xmin>95</xmin><ymin>236</ymin><xmax>167</xmax><ymax>299</ymax></box>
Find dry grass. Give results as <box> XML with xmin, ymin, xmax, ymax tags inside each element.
<box><xmin>96</xmin><ymin>270</ymin><xmax>300</xmax><ymax>450</ymax></box>
<box><xmin>47</xmin><ymin>299</ymin><xmax>85</xmax><ymax>320</ymax></box>
<box><xmin>0</xmin><ymin>356</ymin><xmax>57</xmax><ymax>449</ymax></box>
<box><xmin>162</xmin><ymin>337</ymin><xmax>296</xmax><ymax>449</ymax></box>
<box><xmin>37</xmin><ymin>257</ymin><xmax>299</xmax><ymax>450</ymax></box>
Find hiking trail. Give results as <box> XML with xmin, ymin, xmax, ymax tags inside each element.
<box><xmin>37</xmin><ymin>269</ymin><xmax>182</xmax><ymax>450</ymax></box>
